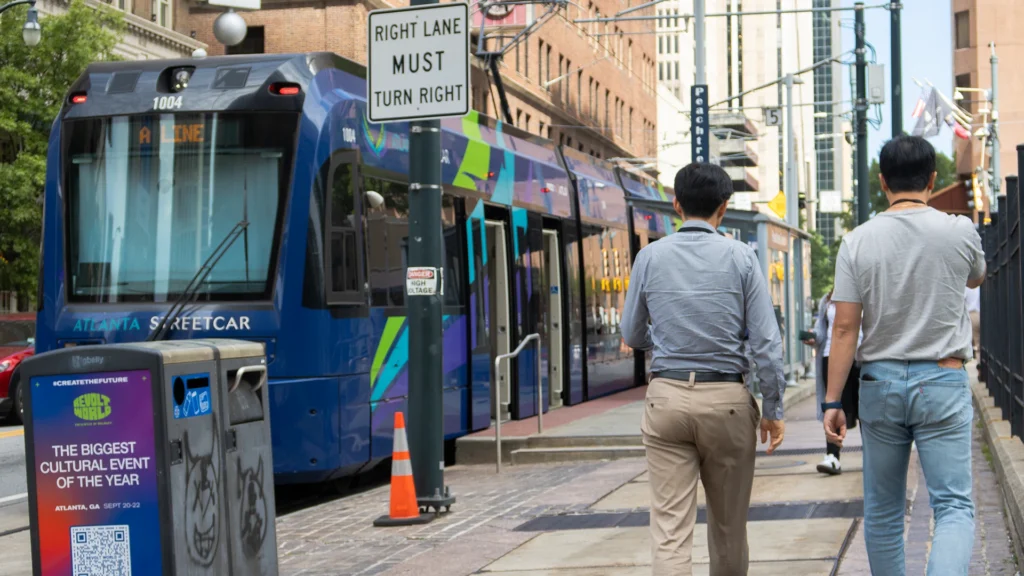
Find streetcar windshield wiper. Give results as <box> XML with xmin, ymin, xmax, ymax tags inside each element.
<box><xmin>146</xmin><ymin>219</ymin><xmax>250</xmax><ymax>342</ymax></box>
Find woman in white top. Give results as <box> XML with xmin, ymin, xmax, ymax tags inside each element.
<box><xmin>803</xmin><ymin>290</ymin><xmax>863</xmax><ymax>475</ymax></box>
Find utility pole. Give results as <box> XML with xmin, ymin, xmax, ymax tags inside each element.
<box><xmin>990</xmin><ymin>42</ymin><xmax>1000</xmax><ymax>201</ymax></box>
<box><xmin>695</xmin><ymin>0</ymin><xmax>705</xmax><ymax>84</ymax></box>
<box><xmin>784</xmin><ymin>74</ymin><xmax>803</xmax><ymax>229</ymax></box>
<box><xmin>855</xmin><ymin>3</ymin><xmax>869</xmax><ymax>226</ymax></box>
<box><xmin>406</xmin><ymin>0</ymin><xmax>454</xmax><ymax>515</ymax></box>
<box><xmin>890</xmin><ymin>2</ymin><xmax>902</xmax><ymax>136</ymax></box>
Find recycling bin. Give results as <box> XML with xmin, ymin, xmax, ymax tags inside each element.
<box><xmin>18</xmin><ymin>339</ymin><xmax>278</xmax><ymax>576</ymax></box>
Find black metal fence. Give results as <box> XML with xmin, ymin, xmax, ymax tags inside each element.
<box><xmin>979</xmin><ymin>145</ymin><xmax>1024</xmax><ymax>439</ymax></box>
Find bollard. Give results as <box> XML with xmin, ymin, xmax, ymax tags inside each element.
<box><xmin>18</xmin><ymin>339</ymin><xmax>278</xmax><ymax>575</ymax></box>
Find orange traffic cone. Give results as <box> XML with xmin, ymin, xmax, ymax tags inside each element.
<box><xmin>374</xmin><ymin>412</ymin><xmax>433</xmax><ymax>526</ymax></box>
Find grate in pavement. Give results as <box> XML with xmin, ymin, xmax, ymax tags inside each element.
<box><xmin>514</xmin><ymin>500</ymin><xmax>864</xmax><ymax>532</ymax></box>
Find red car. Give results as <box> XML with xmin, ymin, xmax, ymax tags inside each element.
<box><xmin>0</xmin><ymin>313</ymin><xmax>35</xmax><ymax>424</ymax></box>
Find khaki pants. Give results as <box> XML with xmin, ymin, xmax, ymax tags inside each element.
<box><xmin>642</xmin><ymin>376</ymin><xmax>759</xmax><ymax>576</ymax></box>
<box><xmin>970</xmin><ymin>310</ymin><xmax>981</xmax><ymax>357</ymax></box>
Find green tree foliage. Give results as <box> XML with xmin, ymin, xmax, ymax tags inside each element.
<box><xmin>809</xmin><ymin>232</ymin><xmax>834</xmax><ymax>303</ymax></box>
<box><xmin>0</xmin><ymin>2</ymin><xmax>123</xmax><ymax>304</ymax></box>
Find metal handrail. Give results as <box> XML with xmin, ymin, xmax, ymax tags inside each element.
<box><xmin>493</xmin><ymin>333</ymin><xmax>542</xmax><ymax>473</ymax></box>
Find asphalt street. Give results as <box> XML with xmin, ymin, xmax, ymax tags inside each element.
<box><xmin>0</xmin><ymin>422</ymin><xmax>26</xmax><ymax>500</ymax></box>
<box><xmin>0</xmin><ymin>420</ymin><xmax>29</xmax><ymax>576</ymax></box>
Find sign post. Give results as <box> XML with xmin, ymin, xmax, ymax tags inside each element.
<box><xmin>368</xmin><ymin>1</ymin><xmax>468</xmax><ymax>516</ymax></box>
<box><xmin>690</xmin><ymin>85</ymin><xmax>709</xmax><ymax>163</ymax></box>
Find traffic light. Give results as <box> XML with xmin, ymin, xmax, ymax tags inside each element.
<box><xmin>798</xmin><ymin>193</ymin><xmax>806</xmax><ymax>210</ymax></box>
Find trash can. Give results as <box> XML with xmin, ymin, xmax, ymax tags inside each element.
<box><xmin>18</xmin><ymin>339</ymin><xmax>278</xmax><ymax>576</ymax></box>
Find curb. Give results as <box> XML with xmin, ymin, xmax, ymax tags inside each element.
<box><xmin>970</xmin><ymin>380</ymin><xmax>1024</xmax><ymax>565</ymax></box>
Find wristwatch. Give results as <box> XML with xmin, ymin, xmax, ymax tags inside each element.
<box><xmin>821</xmin><ymin>401</ymin><xmax>843</xmax><ymax>411</ymax></box>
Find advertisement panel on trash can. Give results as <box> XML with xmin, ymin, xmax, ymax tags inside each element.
<box><xmin>29</xmin><ymin>369</ymin><xmax>162</xmax><ymax>575</ymax></box>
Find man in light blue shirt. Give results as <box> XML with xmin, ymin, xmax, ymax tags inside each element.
<box><xmin>621</xmin><ymin>162</ymin><xmax>786</xmax><ymax>576</ymax></box>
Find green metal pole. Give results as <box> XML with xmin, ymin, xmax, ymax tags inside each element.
<box><xmin>405</xmin><ymin>0</ymin><xmax>453</xmax><ymax>515</ymax></box>
<box><xmin>890</xmin><ymin>2</ymin><xmax>902</xmax><ymax>137</ymax></box>
<box><xmin>855</xmin><ymin>3</ymin><xmax>869</xmax><ymax>226</ymax></box>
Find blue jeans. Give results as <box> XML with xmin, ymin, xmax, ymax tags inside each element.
<box><xmin>859</xmin><ymin>361</ymin><xmax>975</xmax><ymax>575</ymax></box>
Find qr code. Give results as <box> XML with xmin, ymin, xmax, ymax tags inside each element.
<box><xmin>70</xmin><ymin>525</ymin><xmax>132</xmax><ymax>576</ymax></box>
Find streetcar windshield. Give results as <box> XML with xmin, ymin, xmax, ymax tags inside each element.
<box><xmin>63</xmin><ymin>112</ymin><xmax>298</xmax><ymax>303</ymax></box>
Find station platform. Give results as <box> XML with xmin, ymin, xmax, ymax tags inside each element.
<box><xmin>274</xmin><ymin>368</ymin><xmax>1019</xmax><ymax>576</ymax></box>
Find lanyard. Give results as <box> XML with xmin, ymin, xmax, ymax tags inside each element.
<box><xmin>678</xmin><ymin>226</ymin><xmax>716</xmax><ymax>234</ymax></box>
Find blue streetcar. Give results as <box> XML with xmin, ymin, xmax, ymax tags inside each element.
<box><xmin>35</xmin><ymin>53</ymin><xmax>678</xmax><ymax>484</ymax></box>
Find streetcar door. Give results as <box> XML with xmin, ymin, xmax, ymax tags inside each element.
<box><xmin>485</xmin><ymin>220</ymin><xmax>512</xmax><ymax>421</ymax></box>
<box><xmin>543</xmin><ymin>229</ymin><xmax>564</xmax><ymax>409</ymax></box>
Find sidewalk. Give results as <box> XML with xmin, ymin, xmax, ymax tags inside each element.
<box><xmin>279</xmin><ymin>376</ymin><xmax>1019</xmax><ymax>576</ymax></box>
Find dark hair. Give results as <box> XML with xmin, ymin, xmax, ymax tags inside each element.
<box><xmin>879</xmin><ymin>135</ymin><xmax>936</xmax><ymax>193</ymax></box>
<box><xmin>673</xmin><ymin>163</ymin><xmax>733</xmax><ymax>218</ymax></box>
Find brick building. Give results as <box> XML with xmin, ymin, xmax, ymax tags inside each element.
<box><xmin>949</xmin><ymin>0</ymin><xmax>1024</xmax><ymax>218</ymax></box>
<box><xmin>37</xmin><ymin>0</ymin><xmax>204</xmax><ymax>60</ymax></box>
<box><xmin>180</xmin><ymin>0</ymin><xmax>657</xmax><ymax>160</ymax></box>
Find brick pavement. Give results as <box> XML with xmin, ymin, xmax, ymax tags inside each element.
<box><xmin>280</xmin><ymin>394</ymin><xmax>1020</xmax><ymax>576</ymax></box>
<box><xmin>838</xmin><ymin>417</ymin><xmax>1020</xmax><ymax>575</ymax></box>
<box><xmin>277</xmin><ymin>458</ymin><xmax>648</xmax><ymax>576</ymax></box>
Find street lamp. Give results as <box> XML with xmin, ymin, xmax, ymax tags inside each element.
<box><xmin>0</xmin><ymin>0</ymin><xmax>41</xmax><ymax>47</ymax></box>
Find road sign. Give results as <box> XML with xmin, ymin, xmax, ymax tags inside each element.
<box><xmin>367</xmin><ymin>3</ymin><xmax>470</xmax><ymax>123</ymax></box>
<box><xmin>764</xmin><ymin>107</ymin><xmax>781</xmax><ymax>127</ymax></box>
<box><xmin>819</xmin><ymin>190</ymin><xmax>842</xmax><ymax>214</ymax></box>
<box><xmin>690</xmin><ymin>85</ymin><xmax>709</xmax><ymax>163</ymax></box>
<box><xmin>731</xmin><ymin>192</ymin><xmax>752</xmax><ymax>211</ymax></box>
<box><xmin>768</xmin><ymin>191</ymin><xmax>787</xmax><ymax>219</ymax></box>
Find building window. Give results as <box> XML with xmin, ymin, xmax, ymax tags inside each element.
<box><xmin>564</xmin><ymin>58</ymin><xmax>571</xmax><ymax>104</ymax></box>
<box><xmin>538</xmin><ymin>40</ymin><xmax>544</xmax><ymax>85</ymax></box>
<box><xmin>152</xmin><ymin>0</ymin><xmax>170</xmax><ymax>27</ymax></box>
<box><xmin>674</xmin><ymin>62</ymin><xmax>679</xmax><ymax>81</ymax></box>
<box><xmin>956</xmin><ymin>73</ymin><xmax>973</xmax><ymax>113</ymax></box>
<box><xmin>658</xmin><ymin>62</ymin><xmax>663</xmax><ymax>81</ymax></box>
<box><xmin>227</xmin><ymin>26</ymin><xmax>264</xmax><ymax>55</ymax></box>
<box><xmin>525</xmin><ymin>38</ymin><xmax>530</xmax><ymax>79</ymax></box>
<box><xmin>604</xmin><ymin>89</ymin><xmax>610</xmax><ymax>132</ymax></box>
<box><xmin>577</xmin><ymin>71</ymin><xmax>583</xmax><ymax>116</ymax></box>
<box><xmin>525</xmin><ymin>114</ymin><xmax>532</xmax><ymax>132</ymax></box>
<box><xmin>116</xmin><ymin>0</ymin><xmax>131</xmax><ymax>11</ymax></box>
<box><xmin>539</xmin><ymin>121</ymin><xmax>545</xmax><ymax>136</ymax></box>
<box><xmin>658</xmin><ymin>37</ymin><xmax>663</xmax><ymax>54</ymax></box>
<box><xmin>546</xmin><ymin>45</ymin><xmax>552</xmax><ymax>85</ymax></box>
<box><xmin>955</xmin><ymin>11</ymin><xmax>970</xmax><ymax>50</ymax></box>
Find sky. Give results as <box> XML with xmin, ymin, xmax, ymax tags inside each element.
<box><xmin>839</xmin><ymin>0</ymin><xmax>954</xmax><ymax>157</ymax></box>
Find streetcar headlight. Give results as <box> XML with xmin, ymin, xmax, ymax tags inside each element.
<box><xmin>171</xmin><ymin>68</ymin><xmax>192</xmax><ymax>92</ymax></box>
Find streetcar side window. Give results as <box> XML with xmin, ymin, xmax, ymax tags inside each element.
<box><xmin>364</xmin><ymin>174</ymin><xmax>409</xmax><ymax>307</ymax></box>
<box><xmin>325</xmin><ymin>160</ymin><xmax>364</xmax><ymax>305</ymax></box>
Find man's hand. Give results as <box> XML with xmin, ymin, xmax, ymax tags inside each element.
<box><xmin>760</xmin><ymin>418</ymin><xmax>785</xmax><ymax>455</ymax></box>
<box><xmin>801</xmin><ymin>337</ymin><xmax>816</xmax><ymax>347</ymax></box>
<box><xmin>823</xmin><ymin>408</ymin><xmax>847</xmax><ymax>447</ymax></box>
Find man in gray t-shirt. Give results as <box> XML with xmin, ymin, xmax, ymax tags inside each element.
<box><xmin>822</xmin><ymin>136</ymin><xmax>984</xmax><ymax>574</ymax></box>
<box><xmin>832</xmin><ymin>206</ymin><xmax>984</xmax><ymax>363</ymax></box>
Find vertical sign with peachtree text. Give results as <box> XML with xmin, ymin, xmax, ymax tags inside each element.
<box><xmin>30</xmin><ymin>370</ymin><xmax>162</xmax><ymax>575</ymax></box>
<box><xmin>691</xmin><ymin>85</ymin><xmax>709</xmax><ymax>163</ymax></box>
